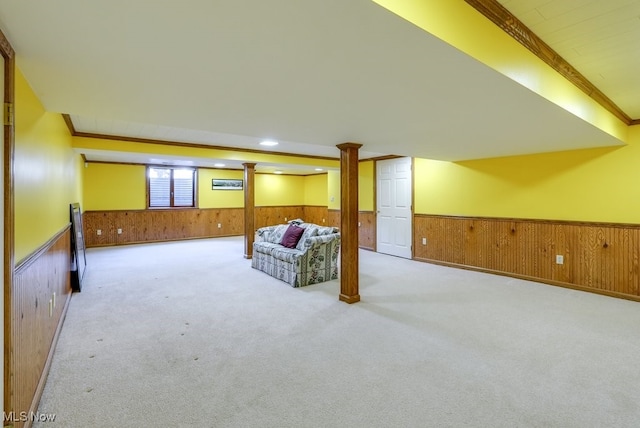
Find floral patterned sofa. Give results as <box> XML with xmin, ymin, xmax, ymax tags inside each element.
<box><xmin>251</xmin><ymin>221</ymin><xmax>340</xmax><ymax>287</ymax></box>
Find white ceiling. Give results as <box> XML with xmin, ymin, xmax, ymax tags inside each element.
<box><xmin>0</xmin><ymin>0</ymin><xmax>633</xmax><ymax>173</ymax></box>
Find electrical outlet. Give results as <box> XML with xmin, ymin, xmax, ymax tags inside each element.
<box><xmin>285</xmin><ymin>217</ymin><xmax>288</xmax><ymax>221</ymax></box>
<box><xmin>556</xmin><ymin>255</ymin><xmax>564</xmax><ymax>265</ymax></box>
<box><xmin>322</xmin><ymin>218</ymin><xmax>325</xmax><ymax>223</ymax></box>
<box><xmin>217</xmin><ymin>223</ymin><xmax>222</xmax><ymax>228</ymax></box>
<box><xmin>422</xmin><ymin>237</ymin><xmax>427</xmax><ymax>245</ymax></box>
<box><xmin>358</xmin><ymin>222</ymin><xmax>361</xmax><ymax>227</ymax></box>
<box><xmin>117</xmin><ymin>228</ymin><xmax>122</xmax><ymax>234</ymax></box>
<box><xmin>97</xmin><ymin>229</ymin><xmax>102</xmax><ymax>236</ymax></box>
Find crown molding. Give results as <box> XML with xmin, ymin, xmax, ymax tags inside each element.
<box><xmin>464</xmin><ymin>0</ymin><xmax>636</xmax><ymax>125</ymax></box>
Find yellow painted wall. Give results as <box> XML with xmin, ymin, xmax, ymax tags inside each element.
<box><xmin>414</xmin><ymin>126</ymin><xmax>640</xmax><ymax>223</ymax></box>
<box><xmin>255</xmin><ymin>174</ymin><xmax>305</xmax><ymax>206</ymax></box>
<box><xmin>373</xmin><ymin>0</ymin><xmax>627</xmax><ymax>142</ymax></box>
<box><xmin>199</xmin><ymin>168</ymin><xmax>244</xmax><ymax>208</ymax></box>
<box><xmin>83</xmin><ymin>163</ymin><xmax>145</xmax><ymax>210</ymax></box>
<box><xmin>303</xmin><ymin>173</ymin><xmax>328</xmax><ymax>206</ymax></box>
<box><xmin>327</xmin><ymin>170</ymin><xmax>340</xmax><ymax>210</ymax></box>
<box><xmin>14</xmin><ymin>67</ymin><xmax>82</xmax><ymax>262</ymax></box>
<box><xmin>359</xmin><ymin>160</ymin><xmax>374</xmax><ymax>211</ymax></box>
<box><xmin>325</xmin><ymin>163</ymin><xmax>375</xmax><ymax>211</ymax></box>
<box><xmin>81</xmin><ymin>161</ymin><xmax>329</xmax><ymax>210</ymax></box>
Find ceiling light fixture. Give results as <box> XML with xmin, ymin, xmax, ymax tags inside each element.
<box><xmin>260</xmin><ymin>140</ymin><xmax>279</xmax><ymax>147</ymax></box>
<box><xmin>274</xmin><ymin>170</ymin><xmax>283</xmax><ymax>174</ymax></box>
<box><xmin>214</xmin><ymin>163</ymin><xmax>226</xmax><ymax>167</ymax></box>
<box><xmin>315</xmin><ymin>168</ymin><xmax>324</xmax><ymax>171</ymax></box>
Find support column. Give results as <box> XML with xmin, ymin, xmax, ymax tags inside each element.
<box><xmin>243</xmin><ymin>163</ymin><xmax>256</xmax><ymax>259</ymax></box>
<box><xmin>336</xmin><ymin>143</ymin><xmax>362</xmax><ymax>303</ymax></box>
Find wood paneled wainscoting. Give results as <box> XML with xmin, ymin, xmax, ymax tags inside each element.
<box><xmin>326</xmin><ymin>209</ymin><xmax>376</xmax><ymax>251</ymax></box>
<box><xmin>327</xmin><ymin>209</ymin><xmax>341</xmax><ymax>229</ymax></box>
<box><xmin>358</xmin><ymin>211</ymin><xmax>376</xmax><ymax>251</ymax></box>
<box><xmin>83</xmin><ymin>207</ymin><xmax>378</xmax><ymax>250</ymax></box>
<box><xmin>413</xmin><ymin>214</ymin><xmax>640</xmax><ymax>301</ymax></box>
<box><xmin>254</xmin><ymin>206</ymin><xmax>305</xmax><ymax>230</ymax></box>
<box><xmin>84</xmin><ymin>208</ymin><xmax>244</xmax><ymax>247</ymax></box>
<box><xmin>7</xmin><ymin>226</ymin><xmax>72</xmax><ymax>428</ymax></box>
<box><xmin>302</xmin><ymin>205</ymin><xmax>330</xmax><ymax>227</ymax></box>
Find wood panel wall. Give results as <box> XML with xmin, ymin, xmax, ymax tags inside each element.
<box><xmin>8</xmin><ymin>227</ymin><xmax>72</xmax><ymax>428</ymax></box>
<box><xmin>83</xmin><ymin>207</ymin><xmax>378</xmax><ymax>250</ymax></box>
<box><xmin>302</xmin><ymin>205</ymin><xmax>329</xmax><ymax>227</ymax></box>
<box><xmin>254</xmin><ymin>206</ymin><xmax>305</xmax><ymax>230</ymax></box>
<box><xmin>414</xmin><ymin>214</ymin><xmax>640</xmax><ymax>301</ymax></box>
<box><xmin>326</xmin><ymin>209</ymin><xmax>375</xmax><ymax>250</ymax></box>
<box><xmin>84</xmin><ymin>208</ymin><xmax>244</xmax><ymax>247</ymax></box>
<box><xmin>327</xmin><ymin>209</ymin><xmax>340</xmax><ymax>228</ymax></box>
<box><xmin>358</xmin><ymin>211</ymin><xmax>376</xmax><ymax>251</ymax></box>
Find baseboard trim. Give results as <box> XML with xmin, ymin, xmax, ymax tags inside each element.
<box><xmin>414</xmin><ymin>256</ymin><xmax>640</xmax><ymax>303</ymax></box>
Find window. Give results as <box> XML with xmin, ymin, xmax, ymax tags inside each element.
<box><xmin>148</xmin><ymin>166</ymin><xmax>196</xmax><ymax>208</ymax></box>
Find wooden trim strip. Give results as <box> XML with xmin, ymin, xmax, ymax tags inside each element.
<box><xmin>0</xmin><ymin>28</ymin><xmax>14</xmax><ymax>58</ymax></box>
<box><xmin>414</xmin><ymin>213</ymin><xmax>640</xmax><ymax>230</ymax></box>
<box><xmin>1</xmin><ymin>26</ymin><xmax>16</xmax><ymax>418</ymax></box>
<box><xmin>362</xmin><ymin>155</ymin><xmax>402</xmax><ymax>162</ymax></box>
<box><xmin>15</xmin><ymin>225</ymin><xmax>71</xmax><ymax>274</ymax></box>
<box><xmin>414</xmin><ymin>256</ymin><xmax>640</xmax><ymax>303</ymax></box>
<box><xmin>255</xmin><ymin>205</ymin><xmax>306</xmax><ymax>209</ymax></box>
<box><xmin>61</xmin><ymin>113</ymin><xmax>75</xmax><ymax>135</ymax></box>
<box><xmin>464</xmin><ymin>0</ymin><xmax>635</xmax><ymax>125</ymax></box>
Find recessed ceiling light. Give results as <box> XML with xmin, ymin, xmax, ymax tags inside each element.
<box><xmin>274</xmin><ymin>170</ymin><xmax>283</xmax><ymax>174</ymax></box>
<box><xmin>214</xmin><ymin>163</ymin><xmax>225</xmax><ymax>167</ymax></box>
<box><xmin>315</xmin><ymin>168</ymin><xmax>323</xmax><ymax>171</ymax></box>
<box><xmin>260</xmin><ymin>140</ymin><xmax>279</xmax><ymax>147</ymax></box>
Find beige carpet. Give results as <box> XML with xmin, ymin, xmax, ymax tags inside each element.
<box><xmin>36</xmin><ymin>236</ymin><xmax>640</xmax><ymax>427</ymax></box>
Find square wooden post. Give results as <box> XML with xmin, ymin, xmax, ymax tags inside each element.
<box><xmin>243</xmin><ymin>163</ymin><xmax>256</xmax><ymax>259</ymax></box>
<box><xmin>336</xmin><ymin>142</ymin><xmax>362</xmax><ymax>303</ymax></box>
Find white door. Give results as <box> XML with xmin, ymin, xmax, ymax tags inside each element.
<box><xmin>376</xmin><ymin>157</ymin><xmax>412</xmax><ymax>259</ymax></box>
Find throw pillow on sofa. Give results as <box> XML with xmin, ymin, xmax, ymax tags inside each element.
<box><xmin>280</xmin><ymin>224</ymin><xmax>305</xmax><ymax>248</ymax></box>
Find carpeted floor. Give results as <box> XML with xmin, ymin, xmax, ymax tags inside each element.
<box><xmin>35</xmin><ymin>236</ymin><xmax>640</xmax><ymax>427</ymax></box>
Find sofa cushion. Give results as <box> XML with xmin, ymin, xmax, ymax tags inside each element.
<box><xmin>281</xmin><ymin>224</ymin><xmax>305</xmax><ymax>248</ymax></box>
<box><xmin>271</xmin><ymin>246</ymin><xmax>304</xmax><ymax>264</ymax></box>
<box><xmin>253</xmin><ymin>241</ymin><xmax>282</xmax><ymax>256</ymax></box>
<box><xmin>295</xmin><ymin>225</ymin><xmax>319</xmax><ymax>251</ymax></box>
<box><xmin>265</xmin><ymin>224</ymin><xmax>290</xmax><ymax>244</ymax></box>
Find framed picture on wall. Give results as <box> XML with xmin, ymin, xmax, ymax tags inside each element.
<box><xmin>212</xmin><ymin>179</ymin><xmax>243</xmax><ymax>190</ymax></box>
